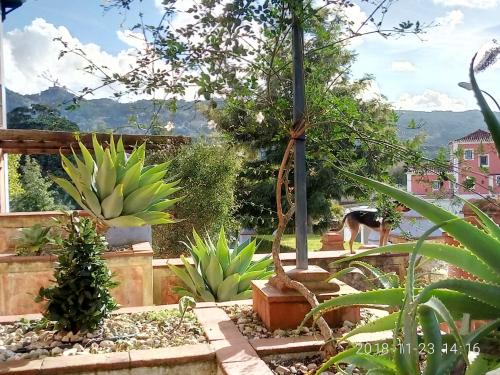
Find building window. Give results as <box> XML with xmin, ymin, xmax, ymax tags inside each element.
<box><xmin>479</xmin><ymin>154</ymin><xmax>489</xmax><ymax>167</ymax></box>
<box><xmin>431</xmin><ymin>181</ymin><xmax>441</xmax><ymax>191</ymax></box>
<box><xmin>464</xmin><ymin>149</ymin><xmax>474</xmax><ymax>160</ymax></box>
<box><xmin>496</xmin><ymin>175</ymin><xmax>500</xmax><ymax>185</ymax></box>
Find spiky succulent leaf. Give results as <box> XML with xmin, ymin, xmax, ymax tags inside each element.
<box><xmin>119</xmin><ymin>161</ymin><xmax>142</xmax><ymax>196</ymax></box>
<box><xmin>103</xmin><ymin>215</ymin><xmax>145</xmax><ymax>227</ymax></box>
<box><xmin>92</xmin><ymin>133</ymin><xmax>104</xmax><ymax>166</ymax></box>
<box><xmin>95</xmin><ymin>149</ymin><xmax>116</xmax><ymax>200</ymax></box>
<box><xmin>217</xmin><ymin>273</ymin><xmax>240</xmax><ymax>301</ymax></box>
<box><xmin>330</xmin><ymin>243</ymin><xmax>500</xmax><ymax>284</ymax></box>
<box><xmin>122</xmin><ymin>181</ymin><xmax>161</xmax><ymax>214</ymax></box>
<box><xmin>101</xmin><ymin>184</ymin><xmax>124</xmax><ymax>219</ymax></box>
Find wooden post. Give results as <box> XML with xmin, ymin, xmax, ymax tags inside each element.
<box><xmin>0</xmin><ymin>20</ymin><xmax>8</xmax><ymax>212</ymax></box>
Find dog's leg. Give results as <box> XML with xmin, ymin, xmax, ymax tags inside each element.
<box><xmin>348</xmin><ymin>219</ymin><xmax>359</xmax><ymax>254</ymax></box>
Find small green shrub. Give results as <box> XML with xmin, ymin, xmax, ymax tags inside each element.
<box><xmin>148</xmin><ymin>141</ymin><xmax>241</xmax><ymax>257</ymax></box>
<box><xmin>169</xmin><ymin>228</ymin><xmax>273</xmax><ymax>302</ymax></box>
<box><xmin>15</xmin><ymin>224</ymin><xmax>60</xmax><ymax>256</ymax></box>
<box><xmin>36</xmin><ymin>212</ymin><xmax>118</xmax><ymax>332</ymax></box>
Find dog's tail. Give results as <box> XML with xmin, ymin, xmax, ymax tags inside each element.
<box><xmin>330</xmin><ymin>214</ymin><xmax>347</xmax><ymax>232</ymax></box>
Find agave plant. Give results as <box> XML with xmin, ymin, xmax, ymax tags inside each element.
<box><xmin>53</xmin><ymin>134</ymin><xmax>182</xmax><ymax>227</ymax></box>
<box><xmin>169</xmin><ymin>228</ymin><xmax>274</xmax><ymax>302</ymax></box>
<box><xmin>301</xmin><ymin>54</ymin><xmax>500</xmax><ymax>374</ymax></box>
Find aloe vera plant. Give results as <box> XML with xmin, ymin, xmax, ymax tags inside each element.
<box><xmin>53</xmin><ymin>134</ymin><xmax>182</xmax><ymax>227</ymax></box>
<box><xmin>168</xmin><ymin>228</ymin><xmax>274</xmax><ymax>302</ymax></box>
<box><xmin>304</xmin><ymin>55</ymin><xmax>500</xmax><ymax>374</ymax></box>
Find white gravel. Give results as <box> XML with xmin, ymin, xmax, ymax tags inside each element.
<box><xmin>0</xmin><ymin>309</ymin><xmax>206</xmax><ymax>362</ymax></box>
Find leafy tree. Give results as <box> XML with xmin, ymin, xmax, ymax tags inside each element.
<box><xmin>8</xmin><ymin>104</ymin><xmax>79</xmax><ymax>208</ymax></box>
<box><xmin>147</xmin><ymin>141</ymin><xmax>241</xmax><ymax>257</ymax></box>
<box><xmin>207</xmin><ymin>11</ymin><xmax>419</xmax><ymax>232</ymax></box>
<box><xmin>8</xmin><ymin>154</ymin><xmax>24</xmax><ymax>202</ymax></box>
<box><xmin>10</xmin><ymin>157</ymin><xmax>63</xmax><ymax>212</ymax></box>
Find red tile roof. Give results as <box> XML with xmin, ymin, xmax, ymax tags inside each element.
<box><xmin>454</xmin><ymin>129</ymin><xmax>492</xmax><ymax>143</ymax></box>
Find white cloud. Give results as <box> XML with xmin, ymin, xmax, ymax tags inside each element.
<box><xmin>4</xmin><ymin>18</ymin><xmax>142</xmax><ymax>98</ymax></box>
<box><xmin>395</xmin><ymin>90</ymin><xmax>467</xmax><ymax>111</ymax></box>
<box><xmin>391</xmin><ymin>61</ymin><xmax>417</xmax><ymax>72</ymax></box>
<box><xmin>433</xmin><ymin>0</ymin><xmax>499</xmax><ymax>8</ymax></box>
<box><xmin>435</xmin><ymin>10</ymin><xmax>464</xmax><ymax>28</ymax></box>
<box><xmin>116</xmin><ymin>30</ymin><xmax>147</xmax><ymax>50</ymax></box>
<box><xmin>358</xmin><ymin>81</ymin><xmax>383</xmax><ymax>102</ymax></box>
<box><xmin>154</xmin><ymin>0</ymin><xmax>164</xmax><ymax>11</ymax></box>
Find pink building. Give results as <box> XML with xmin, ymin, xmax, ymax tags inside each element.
<box><xmin>407</xmin><ymin>129</ymin><xmax>500</xmax><ymax>198</ymax></box>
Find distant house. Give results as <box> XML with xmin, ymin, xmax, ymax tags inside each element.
<box><xmin>407</xmin><ymin>129</ymin><xmax>500</xmax><ymax>199</ymax></box>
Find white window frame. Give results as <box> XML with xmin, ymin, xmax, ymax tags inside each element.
<box><xmin>479</xmin><ymin>154</ymin><xmax>489</xmax><ymax>167</ymax></box>
<box><xmin>464</xmin><ymin>149</ymin><xmax>474</xmax><ymax>160</ymax></box>
<box><xmin>431</xmin><ymin>181</ymin><xmax>441</xmax><ymax>191</ymax></box>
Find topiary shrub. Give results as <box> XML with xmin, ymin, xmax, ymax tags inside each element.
<box><xmin>36</xmin><ymin>212</ymin><xmax>118</xmax><ymax>332</ymax></box>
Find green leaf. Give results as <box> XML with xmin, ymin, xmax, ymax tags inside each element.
<box><xmin>148</xmin><ymin>196</ymin><xmax>184</xmax><ymax>212</ymax></box>
<box><xmin>216</xmin><ymin>227</ymin><xmax>230</xmax><ymax>274</ymax></box>
<box><xmin>418</xmin><ymin>303</ymin><xmax>442</xmax><ymax>375</ymax></box>
<box><xmin>82</xmin><ymin>188</ymin><xmax>102</xmax><ymax>217</ymax></box>
<box><xmin>217</xmin><ymin>273</ymin><xmax>240</xmax><ymax>301</ymax></box>
<box><xmin>95</xmin><ymin>148</ymin><xmax>116</xmax><ymax>200</ymax></box>
<box><xmin>341</xmin><ymin>312</ymin><xmax>399</xmax><ymax>342</ymax></box>
<box><xmin>122</xmin><ymin>181</ymin><xmax>161</xmax><ymax>214</ymax></box>
<box><xmin>417</xmin><ymin>279</ymin><xmax>500</xmax><ymax>310</ymax></box>
<box><xmin>226</xmin><ymin>240</ymin><xmax>256</xmax><ymax>275</ymax></box>
<box><xmin>168</xmin><ymin>264</ymin><xmax>198</xmax><ymax>295</ymax></box>
<box><xmin>103</xmin><ymin>215</ymin><xmax>145</xmax><ymax>227</ymax></box>
<box><xmin>350</xmin><ymin>261</ymin><xmax>400</xmax><ymax>289</ymax></box>
<box><xmin>330</xmin><ymin>243</ymin><xmax>500</xmax><ymax>284</ymax></box>
<box><xmin>92</xmin><ymin>133</ymin><xmax>104</xmax><ymax>166</ymax></box>
<box><xmin>100</xmin><ymin>184</ymin><xmax>124</xmax><ymax>219</ymax></box>
<box><xmin>460</xmin><ymin>197</ymin><xmax>500</xmax><ymax>241</ymax></box>
<box><xmin>470</xmin><ymin>54</ymin><xmax>500</xmax><ymax>153</ymax></box>
<box><xmin>206</xmin><ymin>254</ymin><xmax>224</xmax><ymax>294</ymax></box>
<box><xmin>119</xmin><ymin>161</ymin><xmax>142</xmax><ymax>196</ymax></box>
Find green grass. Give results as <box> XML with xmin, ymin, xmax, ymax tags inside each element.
<box><xmin>255</xmin><ymin>234</ymin><xmax>323</xmax><ymax>252</ymax></box>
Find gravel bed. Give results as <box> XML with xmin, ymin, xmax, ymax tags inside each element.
<box><xmin>0</xmin><ymin>309</ymin><xmax>206</xmax><ymax>362</ymax></box>
<box><xmin>222</xmin><ymin>305</ymin><xmax>376</xmax><ymax>340</ymax></box>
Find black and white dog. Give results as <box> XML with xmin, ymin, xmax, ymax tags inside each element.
<box><xmin>334</xmin><ymin>204</ymin><xmax>409</xmax><ymax>253</ymax></box>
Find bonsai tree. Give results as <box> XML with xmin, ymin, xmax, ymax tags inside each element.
<box><xmin>36</xmin><ymin>212</ymin><xmax>118</xmax><ymax>332</ymax></box>
<box><xmin>53</xmin><ymin>134</ymin><xmax>182</xmax><ymax>227</ymax></box>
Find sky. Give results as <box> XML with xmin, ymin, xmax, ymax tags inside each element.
<box><xmin>2</xmin><ymin>0</ymin><xmax>500</xmax><ymax>112</ymax></box>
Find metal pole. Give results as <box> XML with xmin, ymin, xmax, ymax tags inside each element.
<box><xmin>292</xmin><ymin>0</ymin><xmax>308</xmax><ymax>269</ymax></box>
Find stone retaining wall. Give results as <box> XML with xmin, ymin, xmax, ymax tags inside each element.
<box><xmin>152</xmin><ymin>250</ymin><xmax>409</xmax><ymax>305</ymax></box>
<box><xmin>0</xmin><ymin>243</ymin><xmax>153</xmax><ymax>315</ymax></box>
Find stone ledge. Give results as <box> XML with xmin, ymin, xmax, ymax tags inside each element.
<box><xmin>0</xmin><ymin>345</ymin><xmax>215</xmax><ymax>374</ymax></box>
<box><xmin>249</xmin><ymin>336</ymin><xmax>324</xmax><ymax>356</ymax></box>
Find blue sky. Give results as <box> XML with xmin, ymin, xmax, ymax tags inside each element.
<box><xmin>3</xmin><ymin>0</ymin><xmax>500</xmax><ymax>111</ymax></box>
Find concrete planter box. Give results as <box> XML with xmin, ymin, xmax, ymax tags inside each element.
<box><xmin>0</xmin><ymin>242</ymin><xmax>153</xmax><ymax>315</ymax></box>
<box><xmin>0</xmin><ymin>303</ymin><xmax>274</xmax><ymax>375</ymax></box>
<box><xmin>0</xmin><ymin>211</ymin><xmax>152</xmax><ymax>253</ymax></box>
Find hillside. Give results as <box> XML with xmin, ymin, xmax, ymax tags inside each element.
<box><xmin>6</xmin><ymin>87</ymin><xmax>500</xmax><ymax>152</ymax></box>
<box><xmin>6</xmin><ymin>87</ymin><xmax>211</xmax><ymax>137</ymax></box>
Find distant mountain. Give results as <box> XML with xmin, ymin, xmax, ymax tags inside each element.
<box><xmin>6</xmin><ymin>87</ymin><xmax>500</xmax><ymax>152</ymax></box>
<box><xmin>6</xmin><ymin>87</ymin><xmax>211</xmax><ymax>137</ymax></box>
<box><xmin>396</xmin><ymin>110</ymin><xmax>500</xmax><ymax>155</ymax></box>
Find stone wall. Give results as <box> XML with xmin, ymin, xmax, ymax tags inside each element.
<box><xmin>152</xmin><ymin>251</ymin><xmax>409</xmax><ymax>305</ymax></box>
<box><xmin>0</xmin><ymin>243</ymin><xmax>153</xmax><ymax>315</ymax></box>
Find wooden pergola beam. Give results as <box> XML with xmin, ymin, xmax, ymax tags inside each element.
<box><xmin>0</xmin><ymin>129</ymin><xmax>190</xmax><ymax>154</ymax></box>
